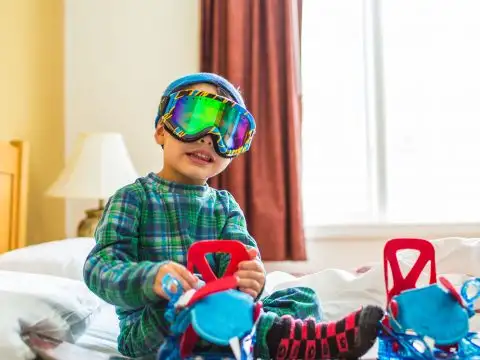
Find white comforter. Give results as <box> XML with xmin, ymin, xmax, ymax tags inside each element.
<box><xmin>0</xmin><ymin>270</ymin><xmax>103</xmax><ymax>360</ymax></box>
<box><xmin>0</xmin><ymin>237</ymin><xmax>478</xmax><ymax>360</ymax></box>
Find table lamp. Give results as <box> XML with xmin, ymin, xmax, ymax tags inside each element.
<box><xmin>46</xmin><ymin>132</ymin><xmax>139</xmax><ymax>237</ymax></box>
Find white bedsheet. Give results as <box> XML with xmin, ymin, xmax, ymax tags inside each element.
<box><xmin>0</xmin><ymin>236</ymin><xmax>478</xmax><ymax>359</ymax></box>
<box><xmin>75</xmin><ymin>302</ymin><xmax>121</xmax><ymax>356</ymax></box>
<box><xmin>0</xmin><ymin>271</ymin><xmax>103</xmax><ymax>360</ymax></box>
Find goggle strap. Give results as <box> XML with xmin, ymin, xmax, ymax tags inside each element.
<box><xmin>158</xmin><ymin>96</ymin><xmax>170</xmax><ymax>121</ymax></box>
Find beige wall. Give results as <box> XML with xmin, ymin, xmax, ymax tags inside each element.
<box><xmin>0</xmin><ymin>0</ymin><xmax>65</xmax><ymax>244</ymax></box>
<box><xmin>64</xmin><ymin>0</ymin><xmax>200</xmax><ymax>236</ymax></box>
<box><xmin>0</xmin><ymin>1</ymin><xmax>202</xmax><ymax>240</ymax></box>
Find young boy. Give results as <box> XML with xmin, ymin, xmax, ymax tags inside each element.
<box><xmin>83</xmin><ymin>73</ymin><xmax>384</xmax><ymax>359</ymax></box>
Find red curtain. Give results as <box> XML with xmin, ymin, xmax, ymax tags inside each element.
<box><xmin>201</xmin><ymin>0</ymin><xmax>305</xmax><ymax>261</ymax></box>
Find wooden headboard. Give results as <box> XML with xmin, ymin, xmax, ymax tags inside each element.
<box><xmin>0</xmin><ymin>140</ymin><xmax>29</xmax><ymax>253</ymax></box>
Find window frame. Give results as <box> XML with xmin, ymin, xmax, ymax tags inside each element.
<box><xmin>303</xmin><ymin>0</ymin><xmax>480</xmax><ymax>240</ymax></box>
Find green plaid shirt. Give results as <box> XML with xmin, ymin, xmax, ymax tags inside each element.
<box><xmin>83</xmin><ymin>172</ymin><xmax>260</xmax><ymax>357</ymax></box>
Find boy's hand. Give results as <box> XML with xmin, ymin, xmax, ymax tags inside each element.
<box><xmin>235</xmin><ymin>248</ymin><xmax>266</xmax><ymax>299</ymax></box>
<box><xmin>153</xmin><ymin>261</ymin><xmax>198</xmax><ymax>300</ymax></box>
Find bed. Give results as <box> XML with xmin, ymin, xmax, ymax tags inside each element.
<box><xmin>0</xmin><ymin>140</ymin><xmax>123</xmax><ymax>360</ymax></box>
<box><xmin>0</xmin><ymin>140</ymin><xmax>478</xmax><ymax>360</ymax></box>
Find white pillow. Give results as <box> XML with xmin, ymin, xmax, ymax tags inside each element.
<box><xmin>0</xmin><ymin>270</ymin><xmax>103</xmax><ymax>360</ymax></box>
<box><xmin>0</xmin><ymin>237</ymin><xmax>96</xmax><ymax>281</ymax></box>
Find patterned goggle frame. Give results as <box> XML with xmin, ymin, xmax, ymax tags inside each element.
<box><xmin>158</xmin><ymin>90</ymin><xmax>256</xmax><ymax>158</ymax></box>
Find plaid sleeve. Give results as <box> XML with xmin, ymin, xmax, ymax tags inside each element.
<box><xmin>83</xmin><ymin>186</ymin><xmax>164</xmax><ymax>310</ymax></box>
<box><xmin>216</xmin><ymin>192</ymin><xmax>265</xmax><ymax>292</ymax></box>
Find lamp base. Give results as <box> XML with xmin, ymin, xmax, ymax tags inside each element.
<box><xmin>77</xmin><ymin>208</ymin><xmax>104</xmax><ymax>238</ymax></box>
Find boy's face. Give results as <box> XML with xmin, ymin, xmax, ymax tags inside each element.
<box><xmin>155</xmin><ymin>83</ymin><xmax>232</xmax><ymax>185</ymax></box>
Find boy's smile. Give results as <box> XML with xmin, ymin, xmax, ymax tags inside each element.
<box><xmin>186</xmin><ymin>148</ymin><xmax>215</xmax><ymax>165</ymax></box>
<box><xmin>157</xmin><ymin>133</ymin><xmax>231</xmax><ymax>185</ymax></box>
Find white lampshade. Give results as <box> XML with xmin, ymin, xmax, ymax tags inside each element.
<box><xmin>46</xmin><ymin>132</ymin><xmax>139</xmax><ymax>200</ymax></box>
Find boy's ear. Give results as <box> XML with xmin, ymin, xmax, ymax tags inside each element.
<box><xmin>154</xmin><ymin>125</ymin><xmax>165</xmax><ymax>146</ymax></box>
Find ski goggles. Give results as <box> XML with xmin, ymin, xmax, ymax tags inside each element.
<box><xmin>157</xmin><ymin>89</ymin><xmax>256</xmax><ymax>158</ymax></box>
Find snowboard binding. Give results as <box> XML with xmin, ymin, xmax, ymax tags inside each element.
<box><xmin>157</xmin><ymin>240</ymin><xmax>263</xmax><ymax>360</ymax></box>
<box><xmin>378</xmin><ymin>238</ymin><xmax>480</xmax><ymax>359</ymax></box>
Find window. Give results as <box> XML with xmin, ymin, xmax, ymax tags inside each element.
<box><xmin>302</xmin><ymin>0</ymin><xmax>480</xmax><ymax>231</ymax></box>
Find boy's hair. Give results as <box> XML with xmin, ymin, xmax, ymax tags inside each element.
<box><xmin>155</xmin><ymin>72</ymin><xmax>245</xmax><ymax>128</ymax></box>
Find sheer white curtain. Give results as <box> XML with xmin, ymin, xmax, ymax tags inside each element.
<box><xmin>302</xmin><ymin>1</ymin><xmax>370</xmax><ymax>227</ymax></box>
<box><xmin>302</xmin><ymin>0</ymin><xmax>480</xmax><ymax>229</ymax></box>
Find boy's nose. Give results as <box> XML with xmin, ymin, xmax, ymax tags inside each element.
<box><xmin>198</xmin><ymin>135</ymin><xmax>213</xmax><ymax>146</ymax></box>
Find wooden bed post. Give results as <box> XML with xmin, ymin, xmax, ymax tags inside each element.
<box><xmin>0</xmin><ymin>140</ymin><xmax>29</xmax><ymax>253</ymax></box>
<box><xmin>11</xmin><ymin>140</ymin><xmax>29</xmax><ymax>250</ymax></box>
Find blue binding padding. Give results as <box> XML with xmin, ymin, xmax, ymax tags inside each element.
<box><xmin>190</xmin><ymin>289</ymin><xmax>255</xmax><ymax>346</ymax></box>
<box><xmin>392</xmin><ymin>284</ymin><xmax>470</xmax><ymax>345</ymax></box>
